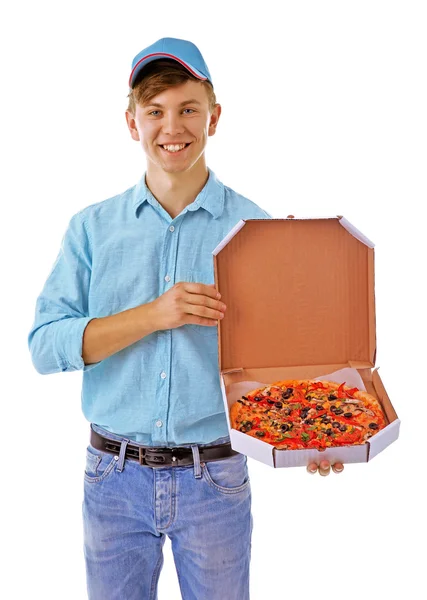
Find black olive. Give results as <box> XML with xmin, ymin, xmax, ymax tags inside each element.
<box><xmin>306</xmin><ymin>395</ymin><xmax>312</xmax><ymax>400</ymax></box>
<box><xmin>242</xmin><ymin>396</ymin><xmax>248</xmax><ymax>400</ymax></box>
<box><xmin>369</xmin><ymin>423</ymin><xmax>379</xmax><ymax>430</ymax></box>
<box><xmin>287</xmin><ymin>388</ymin><xmax>293</xmax><ymax>393</ymax></box>
<box><xmin>282</xmin><ymin>391</ymin><xmax>291</xmax><ymax>399</ymax></box>
<box><xmin>254</xmin><ymin>396</ymin><xmax>262</xmax><ymax>402</ymax></box>
<box><xmin>305</xmin><ymin>418</ymin><xmax>315</xmax><ymax>425</ymax></box>
<box><xmin>334</xmin><ymin>408</ymin><xmax>344</xmax><ymax>415</ymax></box>
<box><xmin>316</xmin><ymin>404</ymin><xmax>323</xmax><ymax>410</ymax></box>
<box><xmin>256</xmin><ymin>430</ymin><xmax>266</xmax><ymax>437</ymax></box>
<box><xmin>267</xmin><ymin>399</ymin><xmax>275</xmax><ymax>405</ymax></box>
<box><xmin>339</xmin><ymin>425</ymin><xmax>347</xmax><ymax>432</ymax></box>
<box><xmin>326</xmin><ymin>429</ymin><xmax>332</xmax><ymax>435</ymax></box>
<box><xmin>240</xmin><ymin>421</ymin><xmax>253</xmax><ymax>432</ymax></box>
<box><xmin>344</xmin><ymin>412</ymin><xmax>353</xmax><ymax>418</ymax></box>
<box><xmin>330</xmin><ymin>405</ymin><xmax>337</xmax><ymax>412</ymax></box>
<box><xmin>329</xmin><ymin>394</ymin><xmax>337</xmax><ymax>400</ymax></box>
<box><xmin>275</xmin><ymin>402</ymin><xmax>283</xmax><ymax>408</ymax></box>
<box><xmin>237</xmin><ymin>399</ymin><xmax>244</xmax><ymax>404</ymax></box>
<box><xmin>281</xmin><ymin>424</ymin><xmax>290</xmax><ymax>432</ymax></box>
<box><xmin>332</xmin><ymin>422</ymin><xmax>340</xmax><ymax>428</ymax></box>
<box><xmin>322</xmin><ymin>417</ymin><xmax>331</xmax><ymax>423</ymax></box>
<box><xmin>266</xmin><ymin>390</ymin><xmax>271</xmax><ymax>396</ymax></box>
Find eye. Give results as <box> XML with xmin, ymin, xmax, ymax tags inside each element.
<box><xmin>183</xmin><ymin>108</ymin><xmax>195</xmax><ymax>114</ymax></box>
<box><xmin>148</xmin><ymin>110</ymin><xmax>161</xmax><ymax>116</ymax></box>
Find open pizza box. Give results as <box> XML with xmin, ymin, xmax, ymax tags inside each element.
<box><xmin>212</xmin><ymin>217</ymin><xmax>400</xmax><ymax>468</ymax></box>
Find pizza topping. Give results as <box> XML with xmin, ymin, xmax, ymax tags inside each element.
<box><xmin>240</xmin><ymin>421</ymin><xmax>253</xmax><ymax>432</ymax></box>
<box><xmin>369</xmin><ymin>423</ymin><xmax>379</xmax><ymax>429</ymax></box>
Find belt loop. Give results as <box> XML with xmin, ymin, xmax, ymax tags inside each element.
<box><xmin>191</xmin><ymin>445</ymin><xmax>202</xmax><ymax>479</ymax></box>
<box><xmin>116</xmin><ymin>438</ymin><xmax>130</xmax><ymax>473</ymax></box>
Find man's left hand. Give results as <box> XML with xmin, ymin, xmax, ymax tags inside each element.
<box><xmin>306</xmin><ymin>460</ymin><xmax>344</xmax><ymax>476</ymax></box>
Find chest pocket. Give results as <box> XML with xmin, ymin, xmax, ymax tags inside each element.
<box><xmin>182</xmin><ymin>270</ymin><xmax>219</xmax><ymax>337</ymax></box>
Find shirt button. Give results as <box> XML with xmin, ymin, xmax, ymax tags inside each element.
<box><xmin>160</xmin><ymin>371</ymin><xmax>167</xmax><ymax>379</ymax></box>
<box><xmin>156</xmin><ymin>420</ymin><xmax>163</xmax><ymax>428</ymax></box>
<box><xmin>164</xmin><ymin>275</ymin><xmax>171</xmax><ymax>282</ymax></box>
<box><xmin>169</xmin><ymin>225</ymin><xmax>175</xmax><ymax>232</ymax></box>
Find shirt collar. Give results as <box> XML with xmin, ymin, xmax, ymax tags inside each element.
<box><xmin>131</xmin><ymin>167</ymin><xmax>225</xmax><ymax>219</ymax></box>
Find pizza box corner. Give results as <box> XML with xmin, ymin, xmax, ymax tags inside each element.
<box><xmin>212</xmin><ymin>216</ymin><xmax>400</xmax><ymax>468</ymax></box>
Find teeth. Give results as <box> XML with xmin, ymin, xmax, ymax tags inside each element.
<box><xmin>162</xmin><ymin>144</ymin><xmax>187</xmax><ymax>152</ymax></box>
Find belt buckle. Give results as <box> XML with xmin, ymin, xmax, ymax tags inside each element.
<box><xmin>139</xmin><ymin>447</ymin><xmax>172</xmax><ymax>467</ymax></box>
<box><xmin>138</xmin><ymin>447</ymin><xmax>187</xmax><ymax>467</ymax></box>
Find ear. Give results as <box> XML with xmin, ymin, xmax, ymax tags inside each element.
<box><xmin>125</xmin><ymin>110</ymin><xmax>140</xmax><ymax>141</ymax></box>
<box><xmin>208</xmin><ymin>104</ymin><xmax>222</xmax><ymax>137</ymax></box>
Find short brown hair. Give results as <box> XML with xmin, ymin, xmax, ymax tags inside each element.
<box><xmin>126</xmin><ymin>58</ymin><xmax>217</xmax><ymax>115</ymax></box>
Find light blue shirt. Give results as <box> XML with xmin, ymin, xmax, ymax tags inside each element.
<box><xmin>28</xmin><ymin>168</ymin><xmax>272</xmax><ymax>445</ymax></box>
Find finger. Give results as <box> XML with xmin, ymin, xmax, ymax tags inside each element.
<box><xmin>182</xmin><ymin>289</ymin><xmax>226</xmax><ymax>316</ymax></box>
<box><xmin>306</xmin><ymin>462</ymin><xmax>318</xmax><ymax>474</ymax></box>
<box><xmin>185</xmin><ymin>282</ymin><xmax>221</xmax><ymax>300</ymax></box>
<box><xmin>184</xmin><ymin>299</ymin><xmax>226</xmax><ymax>321</ymax></box>
<box><xmin>318</xmin><ymin>460</ymin><xmax>331</xmax><ymax>477</ymax></box>
<box><xmin>332</xmin><ymin>462</ymin><xmax>344</xmax><ymax>474</ymax></box>
<box><xmin>182</xmin><ymin>301</ymin><xmax>225</xmax><ymax>325</ymax></box>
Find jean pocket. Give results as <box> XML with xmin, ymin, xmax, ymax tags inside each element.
<box><xmin>202</xmin><ymin>453</ymin><xmax>251</xmax><ymax>494</ymax></box>
<box><xmin>84</xmin><ymin>445</ymin><xmax>117</xmax><ymax>484</ymax></box>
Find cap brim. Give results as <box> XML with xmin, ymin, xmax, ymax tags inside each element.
<box><xmin>129</xmin><ymin>52</ymin><xmax>207</xmax><ymax>87</ymax></box>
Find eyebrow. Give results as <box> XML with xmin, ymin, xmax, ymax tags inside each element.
<box><xmin>145</xmin><ymin>99</ymin><xmax>202</xmax><ymax>108</ymax></box>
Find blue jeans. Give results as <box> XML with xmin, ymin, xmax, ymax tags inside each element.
<box><xmin>82</xmin><ymin>424</ymin><xmax>253</xmax><ymax>599</ymax></box>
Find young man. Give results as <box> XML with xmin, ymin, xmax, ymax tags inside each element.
<box><xmin>28</xmin><ymin>37</ymin><xmax>343</xmax><ymax>600</ymax></box>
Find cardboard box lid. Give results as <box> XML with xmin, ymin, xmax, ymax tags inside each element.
<box><xmin>213</xmin><ymin>217</ymin><xmax>376</xmax><ymax>372</ymax></box>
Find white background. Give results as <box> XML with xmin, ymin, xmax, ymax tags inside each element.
<box><xmin>2</xmin><ymin>1</ymin><xmax>426</xmax><ymax>598</ymax></box>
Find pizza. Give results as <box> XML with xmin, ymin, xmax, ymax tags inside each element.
<box><xmin>230</xmin><ymin>379</ymin><xmax>386</xmax><ymax>450</ymax></box>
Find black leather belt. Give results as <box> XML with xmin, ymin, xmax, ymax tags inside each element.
<box><xmin>90</xmin><ymin>427</ymin><xmax>238</xmax><ymax>468</ymax></box>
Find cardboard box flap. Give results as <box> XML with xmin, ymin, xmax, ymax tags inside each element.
<box><xmin>213</xmin><ymin>217</ymin><xmax>376</xmax><ymax>372</ymax></box>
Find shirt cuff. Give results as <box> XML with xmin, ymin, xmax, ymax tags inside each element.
<box><xmin>55</xmin><ymin>316</ymin><xmax>102</xmax><ymax>372</ymax></box>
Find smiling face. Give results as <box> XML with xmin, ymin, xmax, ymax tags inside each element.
<box><xmin>126</xmin><ymin>79</ymin><xmax>221</xmax><ymax>175</ymax></box>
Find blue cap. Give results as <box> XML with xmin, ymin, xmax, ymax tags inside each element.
<box><xmin>129</xmin><ymin>37</ymin><xmax>213</xmax><ymax>88</ymax></box>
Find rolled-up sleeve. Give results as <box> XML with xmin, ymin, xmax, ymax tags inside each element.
<box><xmin>27</xmin><ymin>212</ymin><xmax>101</xmax><ymax>374</ymax></box>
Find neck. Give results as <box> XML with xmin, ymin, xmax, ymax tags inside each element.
<box><xmin>145</xmin><ymin>156</ymin><xmax>209</xmax><ymax>219</ymax></box>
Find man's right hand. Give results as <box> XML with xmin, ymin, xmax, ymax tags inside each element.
<box><xmin>150</xmin><ymin>282</ymin><xmax>227</xmax><ymax>331</ymax></box>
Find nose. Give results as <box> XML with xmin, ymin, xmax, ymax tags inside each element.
<box><xmin>162</xmin><ymin>111</ymin><xmax>185</xmax><ymax>136</ymax></box>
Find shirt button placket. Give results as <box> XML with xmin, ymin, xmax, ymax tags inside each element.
<box><xmin>158</xmin><ymin>221</ymin><xmax>176</xmax><ymax>445</ymax></box>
